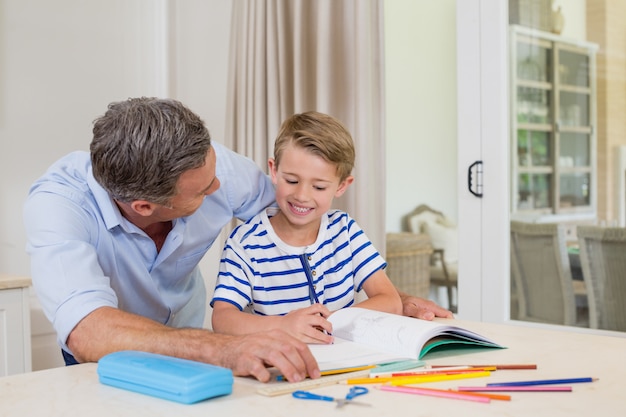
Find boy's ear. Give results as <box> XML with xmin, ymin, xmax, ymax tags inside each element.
<box><xmin>268</xmin><ymin>158</ymin><xmax>278</xmax><ymax>183</ymax></box>
<box><xmin>335</xmin><ymin>175</ymin><xmax>354</xmax><ymax>197</ymax></box>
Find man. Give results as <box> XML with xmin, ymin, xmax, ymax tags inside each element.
<box><xmin>23</xmin><ymin>97</ymin><xmax>451</xmax><ymax>383</ymax></box>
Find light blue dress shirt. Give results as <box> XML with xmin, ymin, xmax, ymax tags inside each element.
<box><xmin>23</xmin><ymin>142</ymin><xmax>275</xmax><ymax>353</ymax></box>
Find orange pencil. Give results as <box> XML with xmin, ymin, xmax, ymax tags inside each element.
<box><xmin>379</xmin><ymin>385</ymin><xmax>511</xmax><ymax>402</ymax></box>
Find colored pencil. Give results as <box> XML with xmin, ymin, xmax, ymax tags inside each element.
<box><xmin>387</xmin><ymin>371</ymin><xmax>492</xmax><ymax>386</ymax></box>
<box><xmin>458</xmin><ymin>386</ymin><xmax>573</xmax><ymax>392</ymax></box>
<box><xmin>343</xmin><ymin>371</ymin><xmax>491</xmax><ymax>385</ymax></box>
<box><xmin>391</xmin><ymin>367</ymin><xmax>496</xmax><ymax>377</ymax></box>
<box><xmin>431</xmin><ymin>364</ymin><xmax>537</xmax><ymax>370</ymax></box>
<box><xmin>371</xmin><ymin>366</ymin><xmax>470</xmax><ymax>377</ymax></box>
<box><xmin>486</xmin><ymin>377</ymin><xmax>597</xmax><ymax>387</ymax></box>
<box><xmin>320</xmin><ymin>365</ymin><xmax>377</xmax><ymax>376</ymax></box>
<box><xmin>449</xmin><ymin>390</ymin><xmax>511</xmax><ymax>401</ymax></box>
<box><xmin>379</xmin><ymin>385</ymin><xmax>491</xmax><ymax>403</ymax></box>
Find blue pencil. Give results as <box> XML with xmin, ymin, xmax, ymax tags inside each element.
<box><xmin>487</xmin><ymin>377</ymin><xmax>597</xmax><ymax>387</ymax></box>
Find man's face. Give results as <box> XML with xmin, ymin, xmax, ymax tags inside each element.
<box><xmin>158</xmin><ymin>146</ymin><xmax>221</xmax><ymax>218</ymax></box>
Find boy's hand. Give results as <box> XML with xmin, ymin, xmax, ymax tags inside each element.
<box><xmin>283</xmin><ymin>304</ymin><xmax>334</xmax><ymax>344</ymax></box>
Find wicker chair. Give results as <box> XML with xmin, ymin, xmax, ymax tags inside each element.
<box><xmin>576</xmin><ymin>226</ymin><xmax>626</xmax><ymax>332</ymax></box>
<box><xmin>403</xmin><ymin>205</ymin><xmax>458</xmax><ymax>312</ymax></box>
<box><xmin>510</xmin><ymin>221</ymin><xmax>582</xmax><ymax>326</ymax></box>
<box><xmin>385</xmin><ymin>232</ymin><xmax>432</xmax><ymax>299</ymax></box>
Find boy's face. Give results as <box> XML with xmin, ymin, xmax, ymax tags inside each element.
<box><xmin>268</xmin><ymin>143</ymin><xmax>353</xmax><ymax>230</ymax></box>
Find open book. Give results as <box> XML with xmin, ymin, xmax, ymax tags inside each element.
<box><xmin>308</xmin><ymin>308</ymin><xmax>503</xmax><ymax>371</ymax></box>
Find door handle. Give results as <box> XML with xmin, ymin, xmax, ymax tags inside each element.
<box><xmin>468</xmin><ymin>160</ymin><xmax>483</xmax><ymax>198</ymax></box>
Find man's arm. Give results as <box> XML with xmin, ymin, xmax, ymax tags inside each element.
<box><xmin>67</xmin><ymin>306</ymin><xmax>320</xmax><ymax>383</ymax></box>
<box><xmin>397</xmin><ymin>290</ymin><xmax>454</xmax><ymax>320</ymax></box>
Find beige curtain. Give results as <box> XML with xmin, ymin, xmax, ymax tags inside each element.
<box><xmin>224</xmin><ymin>0</ymin><xmax>386</xmax><ymax>251</ymax></box>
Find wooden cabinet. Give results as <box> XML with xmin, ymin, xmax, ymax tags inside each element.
<box><xmin>0</xmin><ymin>275</ymin><xmax>32</xmax><ymax>376</ymax></box>
<box><xmin>510</xmin><ymin>25</ymin><xmax>598</xmax><ymax>220</ymax></box>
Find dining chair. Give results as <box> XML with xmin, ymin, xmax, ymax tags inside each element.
<box><xmin>510</xmin><ymin>221</ymin><xmax>578</xmax><ymax>326</ymax></box>
<box><xmin>576</xmin><ymin>226</ymin><xmax>626</xmax><ymax>332</ymax></box>
<box><xmin>385</xmin><ymin>232</ymin><xmax>432</xmax><ymax>299</ymax></box>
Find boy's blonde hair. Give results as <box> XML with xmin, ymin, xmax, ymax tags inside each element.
<box><xmin>273</xmin><ymin>111</ymin><xmax>355</xmax><ymax>182</ymax></box>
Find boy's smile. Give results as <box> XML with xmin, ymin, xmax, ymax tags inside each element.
<box><xmin>268</xmin><ymin>143</ymin><xmax>353</xmax><ymax>245</ymax></box>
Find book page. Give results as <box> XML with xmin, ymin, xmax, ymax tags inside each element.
<box><xmin>328</xmin><ymin>308</ymin><xmax>501</xmax><ymax>359</ymax></box>
<box><xmin>328</xmin><ymin>308</ymin><xmax>441</xmax><ymax>358</ymax></box>
<box><xmin>307</xmin><ymin>337</ymin><xmax>407</xmax><ymax>372</ymax></box>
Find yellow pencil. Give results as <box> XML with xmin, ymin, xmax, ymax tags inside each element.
<box><xmin>388</xmin><ymin>371</ymin><xmax>491</xmax><ymax>385</ymax></box>
<box><xmin>320</xmin><ymin>364</ymin><xmax>377</xmax><ymax>376</ymax></box>
<box><xmin>342</xmin><ymin>371</ymin><xmax>491</xmax><ymax>385</ymax></box>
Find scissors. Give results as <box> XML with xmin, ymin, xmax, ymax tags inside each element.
<box><xmin>292</xmin><ymin>386</ymin><xmax>370</xmax><ymax>408</ymax></box>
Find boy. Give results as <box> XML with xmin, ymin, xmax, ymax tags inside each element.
<box><xmin>211</xmin><ymin>111</ymin><xmax>403</xmax><ymax>344</ymax></box>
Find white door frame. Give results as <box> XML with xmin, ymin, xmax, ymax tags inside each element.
<box><xmin>456</xmin><ymin>0</ymin><xmax>510</xmax><ymax>323</ymax></box>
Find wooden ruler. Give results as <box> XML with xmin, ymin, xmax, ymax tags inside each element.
<box><xmin>256</xmin><ymin>369</ymin><xmax>371</xmax><ymax>397</ymax></box>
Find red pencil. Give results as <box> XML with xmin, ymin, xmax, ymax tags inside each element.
<box><xmin>458</xmin><ymin>386</ymin><xmax>572</xmax><ymax>392</ymax></box>
<box><xmin>431</xmin><ymin>364</ymin><xmax>537</xmax><ymax>370</ymax></box>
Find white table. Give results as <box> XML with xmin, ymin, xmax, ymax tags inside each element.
<box><xmin>1</xmin><ymin>319</ymin><xmax>625</xmax><ymax>416</ymax></box>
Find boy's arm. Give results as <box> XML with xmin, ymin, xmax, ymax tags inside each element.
<box><xmin>212</xmin><ymin>301</ymin><xmax>334</xmax><ymax>344</ymax></box>
<box><xmin>356</xmin><ymin>269</ymin><xmax>403</xmax><ymax>315</ymax></box>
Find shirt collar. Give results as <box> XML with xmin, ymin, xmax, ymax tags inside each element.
<box><xmin>86</xmin><ymin>166</ymin><xmax>135</xmax><ymax>232</ymax></box>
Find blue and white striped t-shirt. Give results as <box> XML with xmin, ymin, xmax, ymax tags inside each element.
<box><xmin>211</xmin><ymin>208</ymin><xmax>386</xmax><ymax>316</ymax></box>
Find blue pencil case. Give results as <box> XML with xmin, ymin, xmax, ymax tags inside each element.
<box><xmin>97</xmin><ymin>350</ymin><xmax>233</xmax><ymax>404</ymax></box>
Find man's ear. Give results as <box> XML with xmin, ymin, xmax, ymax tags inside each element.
<box><xmin>130</xmin><ymin>200</ymin><xmax>158</xmax><ymax>217</ymax></box>
<box><xmin>335</xmin><ymin>176</ymin><xmax>354</xmax><ymax>198</ymax></box>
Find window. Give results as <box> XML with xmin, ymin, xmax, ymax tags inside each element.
<box><xmin>510</xmin><ymin>25</ymin><xmax>597</xmax><ymax>219</ymax></box>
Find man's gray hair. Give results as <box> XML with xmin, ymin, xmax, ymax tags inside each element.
<box><xmin>90</xmin><ymin>97</ymin><xmax>211</xmax><ymax>205</ymax></box>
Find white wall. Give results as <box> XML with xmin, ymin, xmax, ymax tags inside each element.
<box><xmin>384</xmin><ymin>0</ymin><xmax>458</xmax><ymax>231</ymax></box>
<box><xmin>553</xmin><ymin>0</ymin><xmax>587</xmax><ymax>40</ymax></box>
<box><xmin>1</xmin><ymin>1</ymin><xmax>154</xmax><ymax>276</ymax></box>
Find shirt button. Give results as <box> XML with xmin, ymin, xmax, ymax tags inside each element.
<box><xmin>312</xmin><ymin>270</ymin><xmax>317</xmax><ymax>276</ymax></box>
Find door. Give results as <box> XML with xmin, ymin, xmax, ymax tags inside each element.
<box><xmin>459</xmin><ymin>0</ymin><xmax>626</xmax><ymax>332</ymax></box>
<box><xmin>456</xmin><ymin>0</ymin><xmax>510</xmax><ymax>322</ymax></box>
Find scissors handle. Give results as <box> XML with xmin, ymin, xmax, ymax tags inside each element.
<box><xmin>292</xmin><ymin>390</ymin><xmax>334</xmax><ymax>402</ymax></box>
<box><xmin>346</xmin><ymin>386</ymin><xmax>369</xmax><ymax>400</ymax></box>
